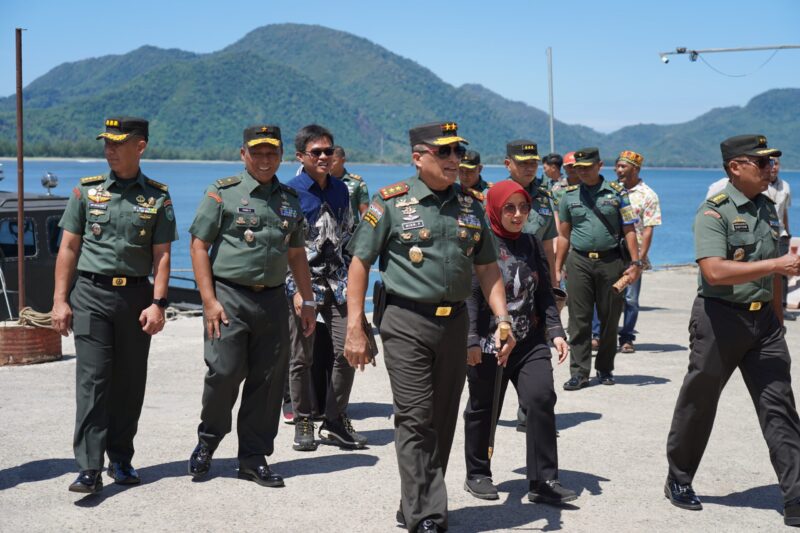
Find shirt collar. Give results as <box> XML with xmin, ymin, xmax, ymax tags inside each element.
<box><xmin>409</xmin><ymin>173</ymin><xmax>456</xmax><ymax>203</ymax></box>
<box><xmin>108</xmin><ymin>169</ymin><xmax>145</xmax><ymax>189</ymax></box>
<box><xmin>296</xmin><ymin>168</ymin><xmax>331</xmax><ymax>191</ymax></box>
<box><xmin>724</xmin><ymin>181</ymin><xmax>758</xmax><ymax>208</ymax></box>
<box><xmin>242</xmin><ymin>170</ymin><xmax>280</xmax><ymax>196</ymax></box>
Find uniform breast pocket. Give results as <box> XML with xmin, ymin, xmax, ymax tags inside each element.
<box><xmin>569</xmin><ymin>205</ymin><xmax>588</xmax><ymax>220</ymax></box>
<box><xmin>127</xmin><ymin>212</ymin><xmax>156</xmax><ymax>245</ymax></box>
<box><xmin>86</xmin><ymin>210</ymin><xmax>110</xmax><ymax>238</ymax></box>
<box><xmin>727</xmin><ymin>232</ymin><xmax>756</xmax><ymax>261</ymax></box>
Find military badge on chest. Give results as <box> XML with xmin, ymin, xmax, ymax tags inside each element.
<box><xmin>87</xmin><ymin>185</ymin><xmax>111</xmax><ymax>204</ymax></box>
<box><xmin>732</xmin><ymin>216</ymin><xmax>749</xmax><ymax>232</ymax></box>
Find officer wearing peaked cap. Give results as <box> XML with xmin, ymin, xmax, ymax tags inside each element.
<box><xmin>186</xmin><ymin>124</ymin><xmax>316</xmax><ymax>488</ymax></box>
<box><xmin>664</xmin><ymin>134</ymin><xmax>800</xmax><ymax>528</ymax></box>
<box><xmin>345</xmin><ymin>121</ymin><xmax>515</xmax><ymax>533</ymax></box>
<box><xmin>459</xmin><ymin>149</ymin><xmax>492</xmax><ymax>199</ymax></box>
<box><xmin>53</xmin><ymin>116</ymin><xmax>178</xmax><ymax>494</ymax></box>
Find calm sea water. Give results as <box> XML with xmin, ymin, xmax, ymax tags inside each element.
<box><xmin>2</xmin><ymin>158</ymin><xmax>798</xmax><ymax>304</ymax></box>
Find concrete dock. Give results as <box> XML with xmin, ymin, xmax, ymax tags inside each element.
<box><xmin>0</xmin><ymin>266</ymin><xmax>798</xmax><ymax>532</ymax></box>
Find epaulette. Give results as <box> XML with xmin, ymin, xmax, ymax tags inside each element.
<box><xmin>349</xmin><ymin>173</ymin><xmax>362</xmax><ymax>181</ymax></box>
<box><xmin>537</xmin><ymin>185</ymin><xmax>552</xmax><ymax>198</ymax></box>
<box><xmin>565</xmin><ymin>184</ymin><xmax>579</xmax><ymax>192</ymax></box>
<box><xmin>146</xmin><ymin>178</ymin><xmax>168</xmax><ymax>192</ymax></box>
<box><xmin>214</xmin><ymin>176</ymin><xmax>241</xmax><ymax>189</ymax></box>
<box><xmin>280</xmin><ymin>183</ymin><xmax>298</xmax><ymax>197</ymax></box>
<box><xmin>80</xmin><ymin>175</ymin><xmax>105</xmax><ymax>185</ymax></box>
<box><xmin>464</xmin><ymin>187</ymin><xmax>485</xmax><ymax>202</ymax></box>
<box><xmin>706</xmin><ymin>193</ymin><xmax>728</xmax><ymax>206</ymax></box>
<box><xmin>608</xmin><ymin>181</ymin><xmax>624</xmax><ymax>193</ymax></box>
<box><xmin>379</xmin><ymin>182</ymin><xmax>409</xmax><ymax>200</ymax></box>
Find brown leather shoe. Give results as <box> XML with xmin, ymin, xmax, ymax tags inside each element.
<box><xmin>620</xmin><ymin>342</ymin><xmax>635</xmax><ymax>353</ymax></box>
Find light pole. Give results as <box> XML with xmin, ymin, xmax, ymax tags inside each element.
<box><xmin>659</xmin><ymin>44</ymin><xmax>800</xmax><ymax>64</ymax></box>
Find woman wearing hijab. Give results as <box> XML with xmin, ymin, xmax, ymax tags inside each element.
<box><xmin>462</xmin><ymin>180</ymin><xmax>577</xmax><ymax>505</ymax></box>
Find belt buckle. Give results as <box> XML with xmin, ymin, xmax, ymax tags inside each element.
<box><xmin>435</xmin><ymin>306</ymin><xmax>452</xmax><ymax>317</ymax></box>
<box><xmin>749</xmin><ymin>301</ymin><xmax>762</xmax><ymax>311</ymax></box>
<box><xmin>252</xmin><ymin>285</ymin><xmax>266</xmax><ymax>292</ymax></box>
<box><xmin>112</xmin><ymin>277</ymin><xmax>127</xmax><ymax>287</ymax></box>
<box><xmin>588</xmin><ymin>252</ymin><xmax>599</xmax><ymax>259</ymax></box>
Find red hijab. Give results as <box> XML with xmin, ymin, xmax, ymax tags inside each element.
<box><xmin>485</xmin><ymin>180</ymin><xmax>532</xmax><ymax>240</ymax></box>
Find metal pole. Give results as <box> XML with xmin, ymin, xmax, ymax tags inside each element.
<box><xmin>659</xmin><ymin>44</ymin><xmax>800</xmax><ymax>62</ymax></box>
<box><xmin>546</xmin><ymin>47</ymin><xmax>555</xmax><ymax>154</ymax></box>
<box><xmin>15</xmin><ymin>28</ymin><xmax>25</xmax><ymax>314</ymax></box>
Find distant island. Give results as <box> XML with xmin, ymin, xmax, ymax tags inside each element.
<box><xmin>0</xmin><ymin>23</ymin><xmax>797</xmax><ymax>167</ymax></box>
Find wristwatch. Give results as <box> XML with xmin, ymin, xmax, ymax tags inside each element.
<box><xmin>302</xmin><ymin>300</ymin><xmax>318</xmax><ymax>309</ymax></box>
<box><xmin>495</xmin><ymin>315</ymin><xmax>513</xmax><ymax>324</ymax></box>
<box><xmin>631</xmin><ymin>260</ymin><xmax>643</xmax><ymax>268</ymax></box>
<box><xmin>153</xmin><ymin>297</ymin><xmax>169</xmax><ymax>308</ymax></box>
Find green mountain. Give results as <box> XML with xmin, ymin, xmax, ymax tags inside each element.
<box><xmin>0</xmin><ymin>23</ymin><xmax>797</xmax><ymax>167</ymax></box>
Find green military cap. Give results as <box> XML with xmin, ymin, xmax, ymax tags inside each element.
<box><xmin>409</xmin><ymin>121</ymin><xmax>468</xmax><ymax>146</ymax></box>
<box><xmin>96</xmin><ymin>116</ymin><xmax>149</xmax><ymax>142</ymax></box>
<box><xmin>460</xmin><ymin>150</ymin><xmax>481</xmax><ymax>169</ymax></box>
<box><xmin>506</xmin><ymin>140</ymin><xmax>540</xmax><ymax>162</ymax></box>
<box><xmin>243</xmin><ymin>125</ymin><xmax>282</xmax><ymax>148</ymax></box>
<box><xmin>720</xmin><ymin>134</ymin><xmax>781</xmax><ymax>161</ymax></box>
<box><xmin>573</xmin><ymin>147</ymin><xmax>601</xmax><ymax>167</ymax></box>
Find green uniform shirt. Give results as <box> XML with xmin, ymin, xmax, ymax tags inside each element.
<box><xmin>189</xmin><ymin>170</ymin><xmax>305</xmax><ymax>287</ymax></box>
<box><xmin>347</xmin><ymin>175</ymin><xmax>497</xmax><ymax>304</ymax></box>
<box><xmin>340</xmin><ymin>170</ymin><xmax>370</xmax><ymax>223</ymax></box>
<box><xmin>550</xmin><ymin>177</ymin><xmax>570</xmax><ymax>207</ymax></box>
<box><xmin>517</xmin><ymin>179</ymin><xmax>557</xmax><ymax>242</ymax></box>
<box><xmin>695</xmin><ymin>182</ymin><xmax>779</xmax><ymax>303</ymax></box>
<box><xmin>59</xmin><ymin>170</ymin><xmax>178</xmax><ymax>276</ymax></box>
<box><xmin>558</xmin><ymin>177</ymin><xmax>636</xmax><ymax>252</ymax></box>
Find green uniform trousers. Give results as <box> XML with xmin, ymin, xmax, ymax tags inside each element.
<box><xmin>667</xmin><ymin>296</ymin><xmax>800</xmax><ymax>503</ymax></box>
<box><xmin>565</xmin><ymin>252</ymin><xmax>624</xmax><ymax>377</ymax></box>
<box><xmin>71</xmin><ymin>275</ymin><xmax>152</xmax><ymax>471</ymax></box>
<box><xmin>380</xmin><ymin>302</ymin><xmax>468</xmax><ymax>533</ymax></box>
<box><xmin>197</xmin><ymin>281</ymin><xmax>289</xmax><ymax>467</ymax></box>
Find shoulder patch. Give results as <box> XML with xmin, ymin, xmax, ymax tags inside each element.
<box><xmin>608</xmin><ymin>180</ymin><xmax>624</xmax><ymax>193</ymax></box>
<box><xmin>565</xmin><ymin>184</ymin><xmax>579</xmax><ymax>192</ymax></box>
<box><xmin>702</xmin><ymin>209</ymin><xmax>721</xmax><ymax>219</ymax></box>
<box><xmin>279</xmin><ymin>183</ymin><xmax>298</xmax><ymax>197</ymax></box>
<box><xmin>706</xmin><ymin>193</ymin><xmax>728</xmax><ymax>207</ymax></box>
<box><xmin>349</xmin><ymin>173</ymin><xmax>362</xmax><ymax>181</ymax></box>
<box><xmin>80</xmin><ymin>175</ymin><xmax>105</xmax><ymax>185</ymax></box>
<box><xmin>207</xmin><ymin>192</ymin><xmax>222</xmax><ymax>203</ymax></box>
<box><xmin>537</xmin><ymin>186</ymin><xmax>552</xmax><ymax>198</ymax></box>
<box><xmin>465</xmin><ymin>187</ymin><xmax>485</xmax><ymax>202</ymax></box>
<box><xmin>146</xmin><ymin>178</ymin><xmax>168</xmax><ymax>192</ymax></box>
<box><xmin>215</xmin><ymin>176</ymin><xmax>241</xmax><ymax>189</ymax></box>
<box><xmin>379</xmin><ymin>182</ymin><xmax>409</xmax><ymax>200</ymax></box>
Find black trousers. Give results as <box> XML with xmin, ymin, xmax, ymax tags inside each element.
<box><xmin>464</xmin><ymin>338</ymin><xmax>558</xmax><ymax>482</ymax></box>
<box><xmin>565</xmin><ymin>252</ymin><xmax>624</xmax><ymax>378</ymax></box>
<box><xmin>381</xmin><ymin>304</ymin><xmax>468</xmax><ymax>533</ymax></box>
<box><xmin>71</xmin><ymin>276</ymin><xmax>153</xmax><ymax>471</ymax></box>
<box><xmin>667</xmin><ymin>296</ymin><xmax>800</xmax><ymax>503</ymax></box>
<box><xmin>197</xmin><ymin>281</ymin><xmax>289</xmax><ymax>468</ymax></box>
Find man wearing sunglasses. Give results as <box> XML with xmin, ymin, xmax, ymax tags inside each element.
<box><xmin>504</xmin><ymin>141</ymin><xmax>559</xmax><ymax>288</ymax></box>
<box><xmin>665</xmin><ymin>135</ymin><xmax>800</xmax><ymax>528</ymax></box>
<box><xmin>285</xmin><ymin>124</ymin><xmax>365</xmax><ymax>453</ymax></box>
<box><xmin>555</xmin><ymin>147</ymin><xmax>642</xmax><ymax>391</ymax></box>
<box><xmin>458</xmin><ymin>149</ymin><xmax>492</xmax><ymax>198</ymax></box>
<box><xmin>344</xmin><ymin>121</ymin><xmax>515</xmax><ymax>533</ymax></box>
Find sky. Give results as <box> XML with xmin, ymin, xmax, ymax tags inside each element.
<box><xmin>1</xmin><ymin>0</ymin><xmax>799</xmax><ymax>133</ymax></box>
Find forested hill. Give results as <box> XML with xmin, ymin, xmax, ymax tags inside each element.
<box><xmin>0</xmin><ymin>24</ymin><xmax>797</xmax><ymax>167</ymax></box>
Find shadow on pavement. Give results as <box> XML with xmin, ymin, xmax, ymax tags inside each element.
<box><xmin>347</xmin><ymin>401</ymin><xmax>394</xmax><ymax>421</ymax></box>
<box><xmin>359</xmin><ymin>428</ymin><xmax>395</xmax><ymax>446</ymax></box>
<box><xmin>703</xmin><ymin>484</ymin><xmax>783</xmax><ymax>513</ymax></box>
<box><xmin>635</xmin><ymin>343</ymin><xmax>686</xmax><ymax>353</ymax></box>
<box><xmin>556</xmin><ymin>412</ymin><xmax>602</xmax><ymax>431</ymax></box>
<box><xmin>274</xmin><ymin>453</ymin><xmax>378</xmax><ymax>478</ymax></box>
<box><xmin>449</xmin><ymin>469</ymin><xmax>609</xmax><ymax>532</ymax></box>
<box><xmin>613</xmin><ymin>374</ymin><xmax>671</xmax><ymax>386</ymax></box>
<box><xmin>0</xmin><ymin>458</ymin><xmax>75</xmax><ymax>491</ymax></box>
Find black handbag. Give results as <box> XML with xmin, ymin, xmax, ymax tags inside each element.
<box><xmin>579</xmin><ymin>186</ymin><xmax>632</xmax><ymax>263</ymax></box>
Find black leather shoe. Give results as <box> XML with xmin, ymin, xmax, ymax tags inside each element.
<box><xmin>417</xmin><ymin>518</ymin><xmax>441</xmax><ymax>532</ymax></box>
<box><xmin>528</xmin><ymin>479</ymin><xmax>578</xmax><ymax>504</ymax></box>
<box><xmin>464</xmin><ymin>476</ymin><xmax>499</xmax><ymax>500</ymax></box>
<box><xmin>68</xmin><ymin>470</ymin><xmax>103</xmax><ymax>494</ymax></box>
<box><xmin>785</xmin><ymin>497</ymin><xmax>800</xmax><ymax>526</ymax></box>
<box><xmin>563</xmin><ymin>375</ymin><xmax>589</xmax><ymax>391</ymax></box>
<box><xmin>597</xmin><ymin>371</ymin><xmax>615</xmax><ymax>385</ymax></box>
<box><xmin>237</xmin><ymin>463</ymin><xmax>284</xmax><ymax>488</ymax></box>
<box><xmin>396</xmin><ymin>501</ymin><xmax>405</xmax><ymax>527</ymax></box>
<box><xmin>664</xmin><ymin>477</ymin><xmax>702</xmax><ymax>510</ymax></box>
<box><xmin>107</xmin><ymin>462</ymin><xmax>140</xmax><ymax>485</ymax></box>
<box><xmin>189</xmin><ymin>443</ymin><xmax>213</xmax><ymax>479</ymax></box>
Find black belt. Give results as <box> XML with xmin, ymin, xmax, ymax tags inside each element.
<box><xmin>387</xmin><ymin>294</ymin><xmax>465</xmax><ymax>318</ymax></box>
<box><xmin>703</xmin><ymin>296</ymin><xmax>768</xmax><ymax>312</ymax></box>
<box><xmin>573</xmin><ymin>248</ymin><xmax>620</xmax><ymax>259</ymax></box>
<box><xmin>79</xmin><ymin>271</ymin><xmax>149</xmax><ymax>287</ymax></box>
<box><xmin>214</xmin><ymin>277</ymin><xmax>284</xmax><ymax>293</ymax></box>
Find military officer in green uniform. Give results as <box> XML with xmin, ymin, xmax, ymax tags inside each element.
<box><xmin>458</xmin><ymin>149</ymin><xmax>492</xmax><ymax>198</ymax></box>
<box><xmin>52</xmin><ymin>117</ymin><xmax>178</xmax><ymax>494</ymax></box>
<box><xmin>664</xmin><ymin>135</ymin><xmax>800</xmax><ymax>528</ymax></box>
<box><xmin>505</xmin><ymin>140</ymin><xmax>558</xmax><ymax>287</ymax></box>
<box><xmin>331</xmin><ymin>145</ymin><xmax>369</xmax><ymax>226</ymax></box>
<box><xmin>344</xmin><ymin>122</ymin><xmax>515</xmax><ymax>533</ymax></box>
<box><xmin>187</xmin><ymin>125</ymin><xmax>316</xmax><ymax>487</ymax></box>
<box><xmin>555</xmin><ymin>147</ymin><xmax>641</xmax><ymax>390</ymax></box>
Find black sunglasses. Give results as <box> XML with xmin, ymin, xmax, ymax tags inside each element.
<box><xmin>304</xmin><ymin>148</ymin><xmax>335</xmax><ymax>158</ymax></box>
<box><xmin>418</xmin><ymin>144</ymin><xmax>467</xmax><ymax>160</ymax></box>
